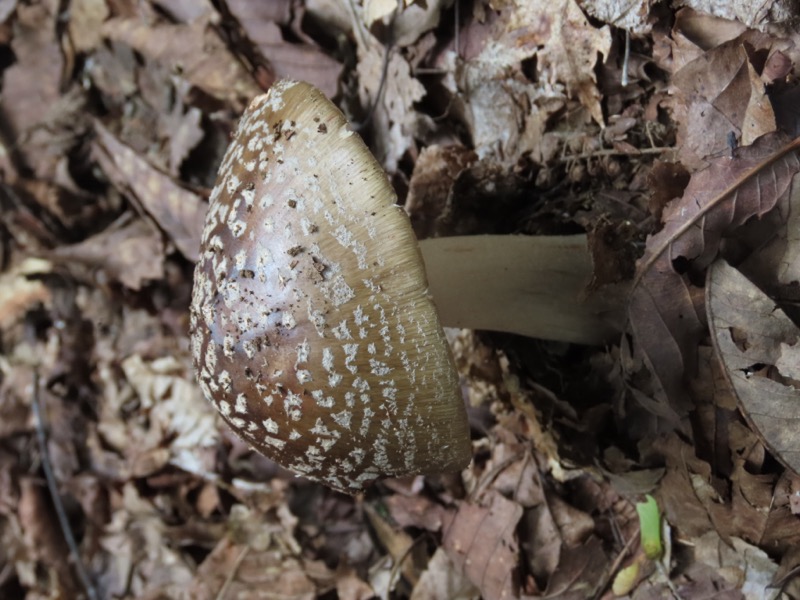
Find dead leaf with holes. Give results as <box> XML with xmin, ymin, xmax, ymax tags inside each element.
<box><xmin>707</xmin><ymin>260</ymin><xmax>800</xmax><ymax>473</ymax></box>
<box><xmin>355</xmin><ymin>29</ymin><xmax>425</xmax><ymax>172</ymax></box>
<box><xmin>628</xmin><ymin>133</ymin><xmax>800</xmax><ymax>416</ymax></box>
<box><xmin>437</xmin><ymin>0</ymin><xmax>609</xmax><ymax>165</ymax></box>
<box><xmin>524</xmin><ymin>0</ymin><xmax>611</xmax><ymax>126</ymax></box>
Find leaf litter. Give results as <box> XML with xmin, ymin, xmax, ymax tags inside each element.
<box><xmin>3</xmin><ymin>0</ymin><xmax>800</xmax><ymax>598</ymax></box>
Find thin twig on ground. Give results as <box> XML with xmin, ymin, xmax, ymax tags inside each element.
<box><xmin>31</xmin><ymin>371</ymin><xmax>100</xmax><ymax>600</ymax></box>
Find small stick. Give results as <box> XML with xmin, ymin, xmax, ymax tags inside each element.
<box><xmin>621</xmin><ymin>30</ymin><xmax>631</xmax><ymax>87</ymax></box>
<box><xmin>215</xmin><ymin>545</ymin><xmax>250</xmax><ymax>600</ymax></box>
<box><xmin>31</xmin><ymin>371</ymin><xmax>99</xmax><ymax>600</ymax></box>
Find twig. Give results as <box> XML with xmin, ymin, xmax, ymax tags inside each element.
<box><xmin>454</xmin><ymin>0</ymin><xmax>460</xmax><ymax>59</ymax></box>
<box><xmin>31</xmin><ymin>371</ymin><xmax>99</xmax><ymax>600</ymax></box>
<box><xmin>621</xmin><ymin>30</ymin><xmax>631</xmax><ymax>87</ymax></box>
<box><xmin>592</xmin><ymin>525</ymin><xmax>638</xmax><ymax>600</ymax></box>
<box><xmin>387</xmin><ymin>532</ymin><xmax>428</xmax><ymax>593</ymax></box>
<box><xmin>215</xmin><ymin>545</ymin><xmax>250</xmax><ymax>600</ymax></box>
<box><xmin>353</xmin><ymin>0</ymin><xmax>399</xmax><ymax>132</ymax></box>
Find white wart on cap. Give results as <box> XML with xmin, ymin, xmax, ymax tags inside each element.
<box><xmin>190</xmin><ymin>80</ymin><xmax>471</xmax><ymax>493</ymax></box>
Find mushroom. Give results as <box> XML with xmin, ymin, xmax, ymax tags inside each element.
<box><xmin>190</xmin><ymin>80</ymin><xmax>616</xmax><ymax>493</ymax></box>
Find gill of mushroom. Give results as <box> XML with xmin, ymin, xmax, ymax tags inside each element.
<box><xmin>189</xmin><ymin>80</ymin><xmax>620</xmax><ymax>494</ymax></box>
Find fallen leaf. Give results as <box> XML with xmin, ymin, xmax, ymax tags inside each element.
<box><xmin>677</xmin><ymin>0</ymin><xmax>791</xmax><ymax>30</ymax></box>
<box><xmin>0</xmin><ymin>258</ymin><xmax>52</xmax><ymax>330</ymax></box>
<box><xmin>385</xmin><ymin>493</ymin><xmax>447</xmax><ymax>532</ymax></box>
<box><xmin>670</xmin><ymin>32</ymin><xmax>781</xmax><ymax>167</ymax></box>
<box><xmin>1</xmin><ymin>3</ymin><xmax>62</xmax><ymax>137</ymax></box>
<box><xmin>694</xmin><ymin>530</ymin><xmax>779</xmax><ymax>600</ymax></box>
<box><xmin>707</xmin><ymin>260</ymin><xmax>800</xmax><ymax>473</ymax></box>
<box><xmin>629</xmin><ymin>133</ymin><xmax>800</xmax><ymax>414</ymax></box>
<box><xmin>356</xmin><ymin>31</ymin><xmax>425</xmax><ymax>172</ymax></box>
<box><xmin>410</xmin><ymin>547</ymin><xmax>478</xmax><ymax>600</ymax></box>
<box><xmin>68</xmin><ymin>0</ymin><xmax>109</xmax><ymax>53</ymax></box>
<box><xmin>226</xmin><ymin>1</ymin><xmax>342</xmax><ymax>97</ymax></box>
<box><xmin>578</xmin><ymin>0</ymin><xmax>653</xmax><ymax>33</ymax></box>
<box><xmin>443</xmin><ymin>490</ymin><xmax>522</xmax><ymax>599</ymax></box>
<box><xmin>18</xmin><ymin>478</ymin><xmax>78</xmax><ymax>596</ymax></box>
<box><xmin>364</xmin><ymin>501</ymin><xmax>427</xmax><ymax>587</ymax></box>
<box><xmin>94</xmin><ymin>122</ymin><xmax>206</xmax><ymax>261</ymax></box>
<box><xmin>53</xmin><ymin>217</ymin><xmax>165</xmax><ymax>290</ymax></box>
<box><xmin>522</xmin><ymin>0</ymin><xmax>611</xmax><ymax>126</ymax></box>
<box><xmin>102</xmin><ymin>15</ymin><xmax>261</xmax><ymax>110</ymax></box>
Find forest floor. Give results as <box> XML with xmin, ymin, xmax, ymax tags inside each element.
<box><xmin>2</xmin><ymin>0</ymin><xmax>800</xmax><ymax>598</ymax></box>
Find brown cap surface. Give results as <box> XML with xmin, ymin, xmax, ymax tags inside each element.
<box><xmin>190</xmin><ymin>80</ymin><xmax>471</xmax><ymax>493</ymax></box>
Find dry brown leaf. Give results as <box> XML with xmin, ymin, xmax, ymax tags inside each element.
<box><xmin>163</xmin><ymin>105</ymin><xmax>205</xmax><ymax>177</ymax></box>
<box><xmin>120</xmin><ymin>355</ymin><xmax>219</xmax><ymax>478</ymax></box>
<box><xmin>100</xmin><ymin>483</ymin><xmax>195</xmax><ymax>597</ymax></box>
<box><xmin>68</xmin><ymin>0</ymin><xmax>109</xmax><ymax>53</ymax></box>
<box><xmin>676</xmin><ymin>0</ymin><xmax>794</xmax><ymax>31</ymax></box>
<box><xmin>364</xmin><ymin>0</ymin><xmax>448</xmax><ymax>46</ymax></box>
<box><xmin>356</xmin><ymin>33</ymin><xmax>425</xmax><ymax>172</ymax></box>
<box><xmin>1</xmin><ymin>3</ymin><xmax>62</xmax><ymax>137</ymax></box>
<box><xmin>763</xmin><ymin>471</ymin><xmax>800</xmax><ymax>554</ymax></box>
<box><xmin>94</xmin><ymin>122</ymin><xmax>206</xmax><ymax>261</ymax></box>
<box><xmin>670</xmin><ymin>32</ymin><xmax>781</xmax><ymax>167</ymax></box>
<box><xmin>0</xmin><ymin>258</ymin><xmax>52</xmax><ymax>330</ymax></box>
<box><xmin>524</xmin><ymin>0</ymin><xmax>611</xmax><ymax>126</ymax></box>
<box><xmin>738</xmin><ymin>171</ymin><xmax>800</xmax><ymax>300</ymax></box>
<box><xmin>335</xmin><ymin>563</ymin><xmax>375</xmax><ymax>600</ymax></box>
<box><xmin>384</xmin><ymin>493</ymin><xmax>448</xmax><ymax>532</ymax></box>
<box><xmin>53</xmin><ymin>217</ymin><xmax>165</xmax><ymax>290</ymax></box>
<box><xmin>410</xmin><ymin>547</ymin><xmax>478</xmax><ymax>600</ymax></box>
<box><xmin>363</xmin><ymin>501</ymin><xmax>427</xmax><ymax>587</ymax></box>
<box><xmin>707</xmin><ymin>260</ymin><xmax>800</xmax><ymax>473</ymax></box>
<box><xmin>443</xmin><ymin>491</ymin><xmax>522</xmax><ymax>599</ymax></box>
<box><xmin>741</xmin><ymin>58</ymin><xmax>776</xmax><ymax>145</ymax></box>
<box><xmin>578</xmin><ymin>0</ymin><xmax>653</xmax><ymax>33</ymax></box>
<box><xmin>189</xmin><ymin>503</ymin><xmax>326</xmax><ymax>599</ymax></box>
<box><xmin>629</xmin><ymin>133</ymin><xmax>800</xmax><ymax>414</ymax></box>
<box><xmin>226</xmin><ymin>1</ymin><xmax>342</xmax><ymax>97</ymax></box>
<box><xmin>437</xmin><ymin>6</ymin><xmax>553</xmax><ymax>164</ymax></box>
<box><xmin>102</xmin><ymin>15</ymin><xmax>261</xmax><ymax>110</ymax></box>
<box><xmin>693</xmin><ymin>531</ymin><xmax>778</xmax><ymax>597</ymax></box>
<box><xmin>18</xmin><ymin>478</ymin><xmax>78</xmax><ymax>597</ymax></box>
<box><xmin>0</xmin><ymin>3</ymin><xmax>89</xmax><ymax>180</ymax></box>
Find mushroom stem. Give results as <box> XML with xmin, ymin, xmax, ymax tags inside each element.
<box><xmin>418</xmin><ymin>234</ymin><xmax>621</xmax><ymax>345</ymax></box>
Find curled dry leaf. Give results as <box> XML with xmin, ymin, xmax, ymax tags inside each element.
<box><xmin>629</xmin><ymin>133</ymin><xmax>800</xmax><ymax>413</ymax></box>
<box><xmin>707</xmin><ymin>260</ymin><xmax>800</xmax><ymax>473</ymax></box>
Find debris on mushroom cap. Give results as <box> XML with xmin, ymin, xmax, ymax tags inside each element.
<box><xmin>190</xmin><ymin>80</ymin><xmax>472</xmax><ymax>493</ymax></box>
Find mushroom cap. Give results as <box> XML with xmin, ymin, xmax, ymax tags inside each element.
<box><xmin>190</xmin><ymin>80</ymin><xmax>471</xmax><ymax>493</ymax></box>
